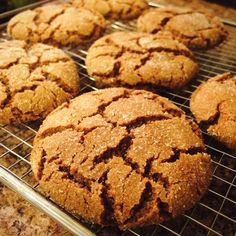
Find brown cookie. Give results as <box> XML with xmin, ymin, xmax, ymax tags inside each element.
<box><xmin>190</xmin><ymin>72</ymin><xmax>236</xmax><ymax>149</ymax></box>
<box><xmin>85</xmin><ymin>31</ymin><xmax>198</xmax><ymax>90</ymax></box>
<box><xmin>7</xmin><ymin>4</ymin><xmax>106</xmax><ymax>46</ymax></box>
<box><xmin>0</xmin><ymin>40</ymin><xmax>80</xmax><ymax>125</ymax></box>
<box><xmin>137</xmin><ymin>7</ymin><xmax>228</xmax><ymax>49</ymax></box>
<box><xmin>31</xmin><ymin>87</ymin><xmax>212</xmax><ymax>230</ymax></box>
<box><xmin>71</xmin><ymin>0</ymin><xmax>149</xmax><ymax>20</ymax></box>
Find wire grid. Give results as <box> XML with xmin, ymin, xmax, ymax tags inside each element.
<box><xmin>0</xmin><ymin>5</ymin><xmax>236</xmax><ymax>236</ymax></box>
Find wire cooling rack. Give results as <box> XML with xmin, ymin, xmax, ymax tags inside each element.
<box><xmin>0</xmin><ymin>1</ymin><xmax>236</xmax><ymax>236</ymax></box>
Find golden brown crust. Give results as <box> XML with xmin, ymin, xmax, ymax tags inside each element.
<box><xmin>85</xmin><ymin>31</ymin><xmax>198</xmax><ymax>90</ymax></box>
<box><xmin>7</xmin><ymin>4</ymin><xmax>106</xmax><ymax>46</ymax></box>
<box><xmin>0</xmin><ymin>40</ymin><xmax>80</xmax><ymax>125</ymax></box>
<box><xmin>31</xmin><ymin>87</ymin><xmax>212</xmax><ymax>230</ymax></box>
<box><xmin>137</xmin><ymin>7</ymin><xmax>228</xmax><ymax>49</ymax></box>
<box><xmin>190</xmin><ymin>72</ymin><xmax>236</xmax><ymax>149</ymax></box>
<box><xmin>71</xmin><ymin>0</ymin><xmax>149</xmax><ymax>20</ymax></box>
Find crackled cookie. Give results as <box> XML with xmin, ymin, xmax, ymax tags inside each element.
<box><xmin>86</xmin><ymin>31</ymin><xmax>198</xmax><ymax>90</ymax></box>
<box><xmin>71</xmin><ymin>0</ymin><xmax>149</xmax><ymax>20</ymax></box>
<box><xmin>190</xmin><ymin>72</ymin><xmax>236</xmax><ymax>149</ymax></box>
<box><xmin>137</xmin><ymin>7</ymin><xmax>228</xmax><ymax>49</ymax></box>
<box><xmin>0</xmin><ymin>40</ymin><xmax>79</xmax><ymax>125</ymax></box>
<box><xmin>31</xmin><ymin>87</ymin><xmax>212</xmax><ymax>230</ymax></box>
<box><xmin>7</xmin><ymin>4</ymin><xmax>106</xmax><ymax>46</ymax></box>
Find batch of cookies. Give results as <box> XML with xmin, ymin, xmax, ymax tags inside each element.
<box><xmin>0</xmin><ymin>0</ymin><xmax>235</xmax><ymax>232</ymax></box>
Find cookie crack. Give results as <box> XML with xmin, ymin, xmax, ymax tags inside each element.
<box><xmin>58</xmin><ymin>165</ymin><xmax>92</xmax><ymax>191</ymax></box>
<box><xmin>96</xmin><ymin>92</ymin><xmax>130</xmax><ymax>115</ymax></box>
<box><xmin>37</xmin><ymin>149</ymin><xmax>47</xmax><ymax>180</ymax></box>
<box><xmin>37</xmin><ymin>125</ymin><xmax>76</xmax><ymax>140</ymax></box>
<box><xmin>35</xmin><ymin>7</ymin><xmax>66</xmax><ymax>26</ymax></box>
<box><xmin>195</xmin><ymin>26</ymin><xmax>215</xmax><ymax>32</ymax></box>
<box><xmin>215</xmin><ymin>72</ymin><xmax>235</xmax><ymax>84</ymax></box>
<box><xmin>88</xmin><ymin>48</ymin><xmax>122</xmax><ymax>60</ymax></box>
<box><xmin>150</xmin><ymin>17</ymin><xmax>172</xmax><ymax>34</ymax></box>
<box><xmin>27</xmin><ymin>57</ymin><xmax>70</xmax><ymax>73</ymax></box>
<box><xmin>133</xmin><ymin>54</ymin><xmax>151</xmax><ymax>71</ymax></box>
<box><xmin>40</xmin><ymin>70</ymin><xmax>75</xmax><ymax>94</ymax></box>
<box><xmin>92</xmin><ymin>135</ymin><xmax>133</xmax><ymax>167</ymax></box>
<box><xmin>161</xmin><ymin>147</ymin><xmax>206</xmax><ymax>164</ymax></box>
<box><xmin>157</xmin><ymin>198</ymin><xmax>172</xmax><ymax>221</ymax></box>
<box><xmin>9</xmin><ymin>83</ymin><xmax>39</xmax><ymax>96</ymax></box>
<box><xmin>5</xmin><ymin>82</ymin><xmax>71</xmax><ymax>122</ymax></box>
<box><xmin>0</xmin><ymin>52</ymin><xmax>23</xmax><ymax>70</ymax></box>
<box><xmin>123</xmin><ymin>181</ymin><xmax>153</xmax><ymax>225</ymax></box>
<box><xmin>148</xmin><ymin>47</ymin><xmax>193</xmax><ymax>60</ymax></box>
<box><xmin>36</xmin><ymin>93</ymin><xmax>128</xmax><ymax>141</ymax></box>
<box><xmin>42</xmin><ymin>24</ymin><xmax>62</xmax><ymax>44</ymax></box>
<box><xmin>9</xmin><ymin>107</ymin><xmax>40</xmax><ymax>123</ymax></box>
<box><xmin>7</xmin><ymin>21</ymin><xmax>22</xmax><ymax>37</ymax></box>
<box><xmin>160</xmin><ymin>107</ymin><xmax>183</xmax><ymax>118</ymax></box>
<box><xmin>107</xmin><ymin>38</ymin><xmax>146</xmax><ymax>55</ymax></box>
<box><xmin>144</xmin><ymin>156</ymin><xmax>155</xmax><ymax>177</ymax></box>
<box><xmin>187</xmin><ymin>118</ymin><xmax>203</xmax><ymax>139</ymax></box>
<box><xmin>101</xmin><ymin>181</ymin><xmax>117</xmax><ymax>225</ymax></box>
<box><xmin>125</xmin><ymin>115</ymin><xmax>174</xmax><ymax>131</ymax></box>
<box><xmin>152</xmin><ymin>172</ymin><xmax>168</xmax><ymax>189</ymax></box>
<box><xmin>160</xmin><ymin>16</ymin><xmax>172</xmax><ymax>27</ymax></box>
<box><xmin>0</xmin><ymin>79</ymin><xmax>11</xmax><ymax>109</ymax></box>
<box><xmin>199</xmin><ymin>101</ymin><xmax>223</xmax><ymax>129</ymax></box>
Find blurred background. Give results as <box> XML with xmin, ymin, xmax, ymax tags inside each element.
<box><xmin>0</xmin><ymin>0</ymin><xmax>235</xmax><ymax>20</ymax></box>
<box><xmin>0</xmin><ymin>0</ymin><xmax>40</xmax><ymax>13</ymax></box>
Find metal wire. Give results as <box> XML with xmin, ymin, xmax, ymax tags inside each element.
<box><xmin>0</xmin><ymin>2</ymin><xmax>236</xmax><ymax>236</ymax></box>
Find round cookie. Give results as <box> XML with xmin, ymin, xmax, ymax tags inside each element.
<box><xmin>0</xmin><ymin>40</ymin><xmax>80</xmax><ymax>125</ymax></box>
<box><xmin>190</xmin><ymin>72</ymin><xmax>236</xmax><ymax>149</ymax></box>
<box><xmin>137</xmin><ymin>7</ymin><xmax>228</xmax><ymax>49</ymax></box>
<box><xmin>7</xmin><ymin>4</ymin><xmax>106</xmax><ymax>46</ymax></box>
<box><xmin>31</xmin><ymin>87</ymin><xmax>212</xmax><ymax>230</ymax></box>
<box><xmin>71</xmin><ymin>0</ymin><xmax>149</xmax><ymax>20</ymax></box>
<box><xmin>85</xmin><ymin>31</ymin><xmax>198</xmax><ymax>90</ymax></box>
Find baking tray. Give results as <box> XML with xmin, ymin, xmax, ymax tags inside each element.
<box><xmin>0</xmin><ymin>1</ymin><xmax>236</xmax><ymax>236</ymax></box>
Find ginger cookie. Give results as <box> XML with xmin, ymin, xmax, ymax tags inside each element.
<box><xmin>190</xmin><ymin>72</ymin><xmax>236</xmax><ymax>149</ymax></box>
<box><xmin>31</xmin><ymin>87</ymin><xmax>212</xmax><ymax>230</ymax></box>
<box><xmin>85</xmin><ymin>31</ymin><xmax>198</xmax><ymax>90</ymax></box>
<box><xmin>7</xmin><ymin>4</ymin><xmax>106</xmax><ymax>46</ymax></box>
<box><xmin>137</xmin><ymin>7</ymin><xmax>228</xmax><ymax>49</ymax></box>
<box><xmin>0</xmin><ymin>40</ymin><xmax>80</xmax><ymax>125</ymax></box>
<box><xmin>71</xmin><ymin>0</ymin><xmax>149</xmax><ymax>20</ymax></box>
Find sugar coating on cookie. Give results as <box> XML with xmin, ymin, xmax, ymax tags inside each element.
<box><xmin>0</xmin><ymin>40</ymin><xmax>80</xmax><ymax>124</ymax></box>
<box><xmin>86</xmin><ymin>31</ymin><xmax>198</xmax><ymax>90</ymax></box>
<box><xmin>137</xmin><ymin>7</ymin><xmax>228</xmax><ymax>49</ymax></box>
<box><xmin>71</xmin><ymin>0</ymin><xmax>149</xmax><ymax>19</ymax></box>
<box><xmin>7</xmin><ymin>4</ymin><xmax>106</xmax><ymax>46</ymax></box>
<box><xmin>31</xmin><ymin>87</ymin><xmax>212</xmax><ymax>230</ymax></box>
<box><xmin>190</xmin><ymin>72</ymin><xmax>236</xmax><ymax>149</ymax></box>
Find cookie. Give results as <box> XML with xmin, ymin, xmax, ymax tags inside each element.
<box><xmin>137</xmin><ymin>7</ymin><xmax>228</xmax><ymax>49</ymax></box>
<box><xmin>85</xmin><ymin>31</ymin><xmax>198</xmax><ymax>90</ymax></box>
<box><xmin>190</xmin><ymin>72</ymin><xmax>236</xmax><ymax>149</ymax></box>
<box><xmin>71</xmin><ymin>0</ymin><xmax>149</xmax><ymax>20</ymax></box>
<box><xmin>31</xmin><ymin>87</ymin><xmax>212</xmax><ymax>230</ymax></box>
<box><xmin>0</xmin><ymin>40</ymin><xmax>79</xmax><ymax>125</ymax></box>
<box><xmin>7</xmin><ymin>4</ymin><xmax>106</xmax><ymax>46</ymax></box>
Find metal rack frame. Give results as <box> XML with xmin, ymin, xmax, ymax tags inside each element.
<box><xmin>0</xmin><ymin>1</ymin><xmax>236</xmax><ymax>236</ymax></box>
